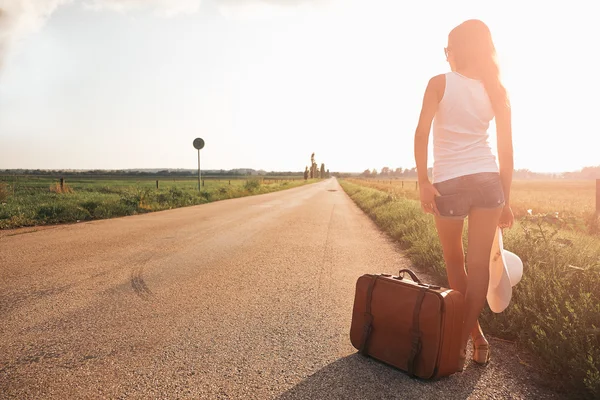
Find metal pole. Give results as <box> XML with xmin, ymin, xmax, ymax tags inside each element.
<box><xmin>197</xmin><ymin>149</ymin><xmax>201</xmax><ymax>193</ymax></box>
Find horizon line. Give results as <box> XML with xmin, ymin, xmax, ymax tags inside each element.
<box><xmin>1</xmin><ymin>166</ymin><xmax>599</xmax><ymax>175</ymax></box>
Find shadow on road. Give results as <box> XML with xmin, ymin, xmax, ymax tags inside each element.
<box><xmin>277</xmin><ymin>353</ymin><xmax>484</xmax><ymax>400</ymax></box>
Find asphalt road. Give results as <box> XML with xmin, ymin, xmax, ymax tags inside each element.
<box><xmin>0</xmin><ymin>178</ymin><xmax>560</xmax><ymax>399</ymax></box>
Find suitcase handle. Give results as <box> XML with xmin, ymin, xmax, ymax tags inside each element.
<box><xmin>397</xmin><ymin>269</ymin><xmax>421</xmax><ymax>284</ymax></box>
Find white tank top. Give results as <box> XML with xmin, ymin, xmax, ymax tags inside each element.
<box><xmin>432</xmin><ymin>71</ymin><xmax>499</xmax><ymax>183</ymax></box>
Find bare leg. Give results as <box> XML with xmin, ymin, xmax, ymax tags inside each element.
<box><xmin>434</xmin><ymin>217</ymin><xmax>486</xmax><ymax>343</ymax></box>
<box><xmin>461</xmin><ymin>206</ymin><xmax>503</xmax><ymax>351</ymax></box>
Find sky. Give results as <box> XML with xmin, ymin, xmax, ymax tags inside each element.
<box><xmin>0</xmin><ymin>0</ymin><xmax>598</xmax><ymax>173</ymax></box>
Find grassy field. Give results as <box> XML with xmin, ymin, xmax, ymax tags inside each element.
<box><xmin>346</xmin><ymin>178</ymin><xmax>599</xmax><ymax>235</ymax></box>
<box><xmin>0</xmin><ymin>176</ymin><xmax>314</xmax><ymax>230</ymax></box>
<box><xmin>340</xmin><ymin>179</ymin><xmax>600</xmax><ymax>399</ymax></box>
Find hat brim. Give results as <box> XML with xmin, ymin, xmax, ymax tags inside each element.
<box><xmin>504</xmin><ymin>250</ymin><xmax>523</xmax><ymax>287</ymax></box>
<box><xmin>487</xmin><ymin>228</ymin><xmax>514</xmax><ymax>313</ymax></box>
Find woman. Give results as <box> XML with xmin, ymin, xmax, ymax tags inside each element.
<box><xmin>413</xmin><ymin>19</ymin><xmax>514</xmax><ymax>370</ymax></box>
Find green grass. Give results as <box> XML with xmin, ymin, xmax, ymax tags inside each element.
<box><xmin>0</xmin><ymin>176</ymin><xmax>315</xmax><ymax>229</ymax></box>
<box><xmin>340</xmin><ymin>179</ymin><xmax>600</xmax><ymax>399</ymax></box>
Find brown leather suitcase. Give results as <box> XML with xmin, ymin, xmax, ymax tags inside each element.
<box><xmin>350</xmin><ymin>269</ymin><xmax>464</xmax><ymax>379</ymax></box>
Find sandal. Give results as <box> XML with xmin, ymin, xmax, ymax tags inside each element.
<box><xmin>472</xmin><ymin>340</ymin><xmax>491</xmax><ymax>365</ymax></box>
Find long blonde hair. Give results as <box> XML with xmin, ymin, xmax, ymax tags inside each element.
<box><xmin>448</xmin><ymin>20</ymin><xmax>510</xmax><ymax>114</ymax></box>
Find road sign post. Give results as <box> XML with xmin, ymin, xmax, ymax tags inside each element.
<box><xmin>193</xmin><ymin>138</ymin><xmax>205</xmax><ymax>193</ymax></box>
<box><xmin>197</xmin><ymin>150</ymin><xmax>201</xmax><ymax>191</ymax></box>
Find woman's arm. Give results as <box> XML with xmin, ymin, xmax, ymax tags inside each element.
<box><xmin>414</xmin><ymin>74</ymin><xmax>444</xmax><ymax>213</ymax></box>
<box><xmin>495</xmin><ymin>97</ymin><xmax>514</xmax><ymax>228</ymax></box>
<box><xmin>414</xmin><ymin>75</ymin><xmax>443</xmax><ymax>183</ymax></box>
<box><xmin>496</xmin><ymin>105</ymin><xmax>513</xmax><ymax>206</ymax></box>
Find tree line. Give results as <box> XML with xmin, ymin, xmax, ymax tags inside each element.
<box><xmin>361</xmin><ymin>167</ymin><xmax>421</xmax><ymax>178</ymax></box>
<box><xmin>358</xmin><ymin>165</ymin><xmax>600</xmax><ymax>179</ymax></box>
<box><xmin>0</xmin><ymin>169</ymin><xmax>304</xmax><ymax>177</ymax></box>
<box><xmin>303</xmin><ymin>153</ymin><xmax>330</xmax><ymax>180</ymax></box>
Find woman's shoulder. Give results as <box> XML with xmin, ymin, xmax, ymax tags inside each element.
<box><xmin>428</xmin><ymin>73</ymin><xmax>448</xmax><ymax>86</ymax></box>
<box><xmin>427</xmin><ymin>74</ymin><xmax>447</xmax><ymax>102</ymax></box>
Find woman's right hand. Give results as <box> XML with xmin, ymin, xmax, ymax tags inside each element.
<box><xmin>499</xmin><ymin>205</ymin><xmax>514</xmax><ymax>229</ymax></box>
<box><xmin>419</xmin><ymin>181</ymin><xmax>441</xmax><ymax>215</ymax></box>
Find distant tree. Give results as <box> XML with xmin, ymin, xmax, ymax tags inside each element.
<box><xmin>381</xmin><ymin>166</ymin><xmax>390</xmax><ymax>176</ymax></box>
<box><xmin>320</xmin><ymin>163</ymin><xmax>325</xmax><ymax>179</ymax></box>
<box><xmin>394</xmin><ymin>167</ymin><xmax>403</xmax><ymax>177</ymax></box>
<box><xmin>362</xmin><ymin>169</ymin><xmax>371</xmax><ymax>177</ymax></box>
<box><xmin>371</xmin><ymin>168</ymin><xmax>378</xmax><ymax>176</ymax></box>
<box><xmin>332</xmin><ymin>172</ymin><xmax>347</xmax><ymax>178</ymax></box>
<box><xmin>405</xmin><ymin>167</ymin><xmax>417</xmax><ymax>177</ymax></box>
<box><xmin>514</xmin><ymin>169</ymin><xmax>540</xmax><ymax>179</ymax></box>
<box><xmin>326</xmin><ymin>169</ymin><xmax>330</xmax><ymax>178</ymax></box>
<box><xmin>310</xmin><ymin>152</ymin><xmax>319</xmax><ymax>179</ymax></box>
<box><xmin>580</xmin><ymin>166</ymin><xmax>600</xmax><ymax>178</ymax></box>
<box><xmin>304</xmin><ymin>166</ymin><xmax>309</xmax><ymax>180</ymax></box>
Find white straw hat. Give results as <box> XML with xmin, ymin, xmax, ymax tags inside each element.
<box><xmin>486</xmin><ymin>228</ymin><xmax>523</xmax><ymax>313</ymax></box>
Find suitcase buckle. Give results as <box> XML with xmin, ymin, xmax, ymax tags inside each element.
<box><xmin>363</xmin><ymin>313</ymin><xmax>373</xmax><ymax>333</ymax></box>
<box><xmin>360</xmin><ymin>313</ymin><xmax>374</xmax><ymax>355</ymax></box>
<box><xmin>411</xmin><ymin>340</ymin><xmax>422</xmax><ymax>355</ymax></box>
<box><xmin>408</xmin><ymin>330</ymin><xmax>423</xmax><ymax>376</ymax></box>
<box><xmin>363</xmin><ymin>323</ymin><xmax>372</xmax><ymax>338</ymax></box>
<box><xmin>410</xmin><ymin>329</ymin><xmax>422</xmax><ymax>351</ymax></box>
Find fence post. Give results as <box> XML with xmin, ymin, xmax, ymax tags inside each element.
<box><xmin>415</xmin><ymin>181</ymin><xmax>418</xmax><ymax>190</ymax></box>
<box><xmin>596</xmin><ymin>179</ymin><xmax>599</xmax><ymax>214</ymax></box>
<box><xmin>229</xmin><ymin>180</ymin><xmax>231</xmax><ymax>185</ymax></box>
<box><xmin>60</xmin><ymin>177</ymin><xmax>64</xmax><ymax>191</ymax></box>
<box><xmin>202</xmin><ymin>180</ymin><xmax>205</xmax><ymax>187</ymax></box>
<box><xmin>156</xmin><ymin>180</ymin><xmax>159</xmax><ymax>189</ymax></box>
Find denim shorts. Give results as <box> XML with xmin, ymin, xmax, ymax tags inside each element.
<box><xmin>433</xmin><ymin>172</ymin><xmax>505</xmax><ymax>219</ymax></box>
